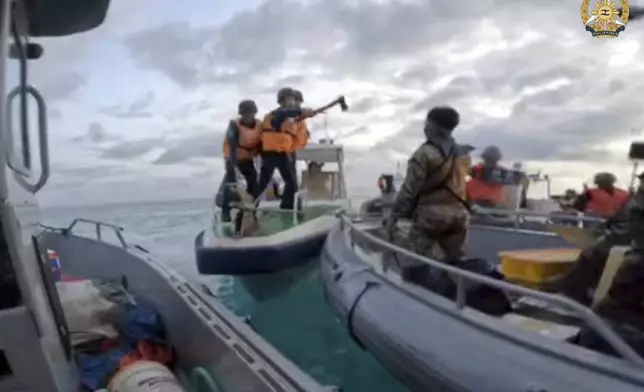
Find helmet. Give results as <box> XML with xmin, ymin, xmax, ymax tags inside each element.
<box><xmin>426</xmin><ymin>106</ymin><xmax>460</xmax><ymax>131</ymax></box>
<box><xmin>294</xmin><ymin>89</ymin><xmax>303</xmax><ymax>103</ymax></box>
<box><xmin>594</xmin><ymin>172</ymin><xmax>616</xmax><ymax>186</ymax></box>
<box><xmin>276</xmin><ymin>87</ymin><xmax>296</xmax><ymax>104</ymax></box>
<box><xmin>238</xmin><ymin>100</ymin><xmax>257</xmax><ymax>115</ymax></box>
<box><xmin>481</xmin><ymin>145</ymin><xmax>502</xmax><ymax>161</ymax></box>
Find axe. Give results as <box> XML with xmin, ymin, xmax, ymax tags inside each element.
<box><xmin>297</xmin><ymin>96</ymin><xmax>348</xmax><ymax>121</ymax></box>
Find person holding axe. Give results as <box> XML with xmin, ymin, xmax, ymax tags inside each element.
<box><xmin>256</xmin><ymin>87</ymin><xmax>313</xmax><ymax>210</ymax></box>
<box><xmin>220</xmin><ymin>99</ymin><xmax>262</xmax><ymax>222</ymax></box>
<box><xmin>257</xmin><ymin>88</ymin><xmax>348</xmax><ymax>209</ymax></box>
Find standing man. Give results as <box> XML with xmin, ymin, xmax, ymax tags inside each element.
<box><xmin>385</xmin><ymin>106</ymin><xmax>469</xmax><ymax>270</ymax></box>
<box><xmin>256</xmin><ymin>87</ymin><xmax>312</xmax><ymax>210</ymax></box>
<box><xmin>220</xmin><ymin>100</ymin><xmax>261</xmax><ymax>222</ymax></box>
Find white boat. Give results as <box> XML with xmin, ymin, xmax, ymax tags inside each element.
<box><xmin>195</xmin><ymin>142</ymin><xmax>350</xmax><ymax>276</ymax></box>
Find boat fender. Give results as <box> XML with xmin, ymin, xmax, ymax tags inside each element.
<box><xmin>346</xmin><ymin>281</ymin><xmax>379</xmax><ymax>349</ymax></box>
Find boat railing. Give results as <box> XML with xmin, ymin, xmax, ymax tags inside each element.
<box><xmin>336</xmin><ymin>212</ymin><xmax>644</xmax><ymax>369</ymax></box>
<box><xmin>40</xmin><ymin>218</ymin><xmax>129</xmax><ymax>249</ymax></box>
<box><xmin>363</xmin><ymin>199</ymin><xmax>606</xmax><ymax>230</ymax></box>
<box><xmin>472</xmin><ymin>206</ymin><xmax>606</xmax><ymax>229</ymax></box>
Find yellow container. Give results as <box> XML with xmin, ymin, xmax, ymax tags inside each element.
<box><xmin>499</xmin><ymin>248</ymin><xmax>580</xmax><ymax>284</ymax></box>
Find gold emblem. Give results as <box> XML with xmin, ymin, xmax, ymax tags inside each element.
<box><xmin>581</xmin><ymin>0</ymin><xmax>629</xmax><ymax>38</ymax></box>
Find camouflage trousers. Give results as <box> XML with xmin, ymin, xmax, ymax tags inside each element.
<box><xmin>408</xmin><ymin>213</ymin><xmax>468</xmax><ymax>263</ymax></box>
<box><xmin>557</xmin><ymin>232</ymin><xmax>630</xmax><ymax>305</ymax></box>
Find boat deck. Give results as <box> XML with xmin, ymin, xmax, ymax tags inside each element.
<box><xmin>219</xmin><ymin>205</ymin><xmax>338</xmax><ymax>238</ymax></box>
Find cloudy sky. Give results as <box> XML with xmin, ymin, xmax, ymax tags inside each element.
<box><xmin>14</xmin><ymin>0</ymin><xmax>644</xmax><ymax>206</ymax></box>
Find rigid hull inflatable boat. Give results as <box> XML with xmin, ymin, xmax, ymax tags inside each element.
<box><xmin>196</xmin><ymin>143</ymin><xmax>349</xmax><ymax>276</ymax></box>
<box><xmin>38</xmin><ymin>221</ymin><xmax>335</xmax><ymax>391</ymax></box>
<box><xmin>0</xmin><ymin>2</ymin><xmax>335</xmax><ymax>391</ymax></box>
<box><xmin>320</xmin><ymin>214</ymin><xmax>644</xmax><ymax>392</ymax></box>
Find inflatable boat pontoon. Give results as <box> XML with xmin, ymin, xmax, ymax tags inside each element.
<box><xmin>196</xmin><ymin>143</ymin><xmax>350</xmax><ymax>275</ymax></box>
<box><xmin>321</xmin><ymin>213</ymin><xmax>644</xmax><ymax>392</ymax></box>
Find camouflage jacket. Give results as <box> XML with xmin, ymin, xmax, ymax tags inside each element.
<box><xmin>391</xmin><ymin>138</ymin><xmax>468</xmax><ymax>220</ymax></box>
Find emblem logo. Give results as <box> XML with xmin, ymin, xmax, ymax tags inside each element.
<box><xmin>581</xmin><ymin>0</ymin><xmax>629</xmax><ymax>38</ymax></box>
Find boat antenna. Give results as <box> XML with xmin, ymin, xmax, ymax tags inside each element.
<box><xmin>323</xmin><ymin>112</ymin><xmax>331</xmax><ymax>142</ymax></box>
<box><xmin>628</xmin><ymin>141</ymin><xmax>644</xmax><ymax>192</ymax></box>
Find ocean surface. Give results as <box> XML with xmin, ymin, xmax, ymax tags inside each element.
<box><xmin>41</xmin><ymin>199</ymin><xmax>410</xmax><ymax>392</ymax></box>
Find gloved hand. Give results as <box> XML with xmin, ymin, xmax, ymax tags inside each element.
<box><xmin>301</xmin><ymin>107</ymin><xmax>315</xmax><ymax>118</ymax></box>
<box><xmin>384</xmin><ymin>216</ymin><xmax>398</xmax><ymax>241</ymax></box>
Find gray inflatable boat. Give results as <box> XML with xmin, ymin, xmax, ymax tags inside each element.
<box><xmin>321</xmin><ymin>214</ymin><xmax>644</xmax><ymax>392</ymax></box>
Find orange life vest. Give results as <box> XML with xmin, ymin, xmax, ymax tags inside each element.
<box><xmin>260</xmin><ymin>113</ymin><xmax>298</xmax><ymax>153</ymax></box>
<box><xmin>466</xmin><ymin>163</ymin><xmax>506</xmax><ymax>205</ymax></box>
<box><xmin>585</xmin><ymin>188</ymin><xmax>629</xmax><ymax>218</ymax></box>
<box><xmin>293</xmin><ymin>121</ymin><xmax>309</xmax><ymax>150</ymax></box>
<box><xmin>223</xmin><ymin>118</ymin><xmax>261</xmax><ymax>160</ymax></box>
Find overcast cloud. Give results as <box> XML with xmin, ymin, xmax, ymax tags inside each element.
<box><xmin>21</xmin><ymin>0</ymin><xmax>644</xmax><ymax>206</ymax></box>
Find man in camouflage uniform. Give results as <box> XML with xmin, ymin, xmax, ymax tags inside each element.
<box><xmin>552</xmin><ymin>195</ymin><xmax>633</xmax><ymax>305</ymax></box>
<box><xmin>593</xmin><ymin>173</ymin><xmax>644</xmax><ymax>330</ymax></box>
<box><xmin>385</xmin><ymin>106</ymin><xmax>469</xmax><ymax>269</ymax></box>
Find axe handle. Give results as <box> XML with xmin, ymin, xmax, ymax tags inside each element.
<box><xmin>296</xmin><ymin>98</ymin><xmax>341</xmax><ymax>122</ymax></box>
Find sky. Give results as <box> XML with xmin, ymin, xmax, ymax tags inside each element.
<box><xmin>12</xmin><ymin>0</ymin><xmax>644</xmax><ymax>206</ymax></box>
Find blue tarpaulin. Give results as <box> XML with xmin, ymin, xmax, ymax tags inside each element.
<box><xmin>76</xmin><ymin>299</ymin><xmax>167</xmax><ymax>390</ymax></box>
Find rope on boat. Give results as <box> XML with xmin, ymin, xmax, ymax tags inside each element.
<box><xmin>189</xmin><ymin>367</ymin><xmax>222</xmax><ymax>392</ymax></box>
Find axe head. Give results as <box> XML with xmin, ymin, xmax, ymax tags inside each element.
<box><xmin>337</xmin><ymin>96</ymin><xmax>348</xmax><ymax>111</ymax></box>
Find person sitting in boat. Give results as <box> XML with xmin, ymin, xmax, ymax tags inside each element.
<box><xmin>551</xmin><ymin>193</ymin><xmax>633</xmax><ymax>306</ymax></box>
<box><xmin>572</xmin><ymin>172</ymin><xmax>629</xmax><ymax>218</ymax></box>
<box><xmin>256</xmin><ymin>87</ymin><xmax>313</xmax><ymax>210</ymax></box>
<box><xmin>220</xmin><ymin>99</ymin><xmax>262</xmax><ymax>222</ymax></box>
<box><xmin>573</xmin><ymin>172</ymin><xmax>644</xmax><ymax>353</ymax></box>
<box><xmin>560</xmin><ymin>189</ymin><xmax>579</xmax><ymax>211</ymax></box>
<box><xmin>592</xmin><ymin>172</ymin><xmax>644</xmax><ymax>331</ymax></box>
<box><xmin>385</xmin><ymin>106</ymin><xmax>469</xmax><ymax>270</ymax></box>
<box><xmin>466</xmin><ymin>145</ymin><xmax>507</xmax><ymax>207</ymax></box>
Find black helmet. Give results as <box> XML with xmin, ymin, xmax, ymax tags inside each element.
<box><xmin>294</xmin><ymin>89</ymin><xmax>303</xmax><ymax>103</ymax></box>
<box><xmin>481</xmin><ymin>145</ymin><xmax>502</xmax><ymax>161</ymax></box>
<box><xmin>238</xmin><ymin>99</ymin><xmax>257</xmax><ymax>115</ymax></box>
<box><xmin>426</xmin><ymin>106</ymin><xmax>460</xmax><ymax>131</ymax></box>
<box><xmin>594</xmin><ymin>172</ymin><xmax>617</xmax><ymax>186</ymax></box>
<box><xmin>277</xmin><ymin>87</ymin><xmax>296</xmax><ymax>104</ymax></box>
